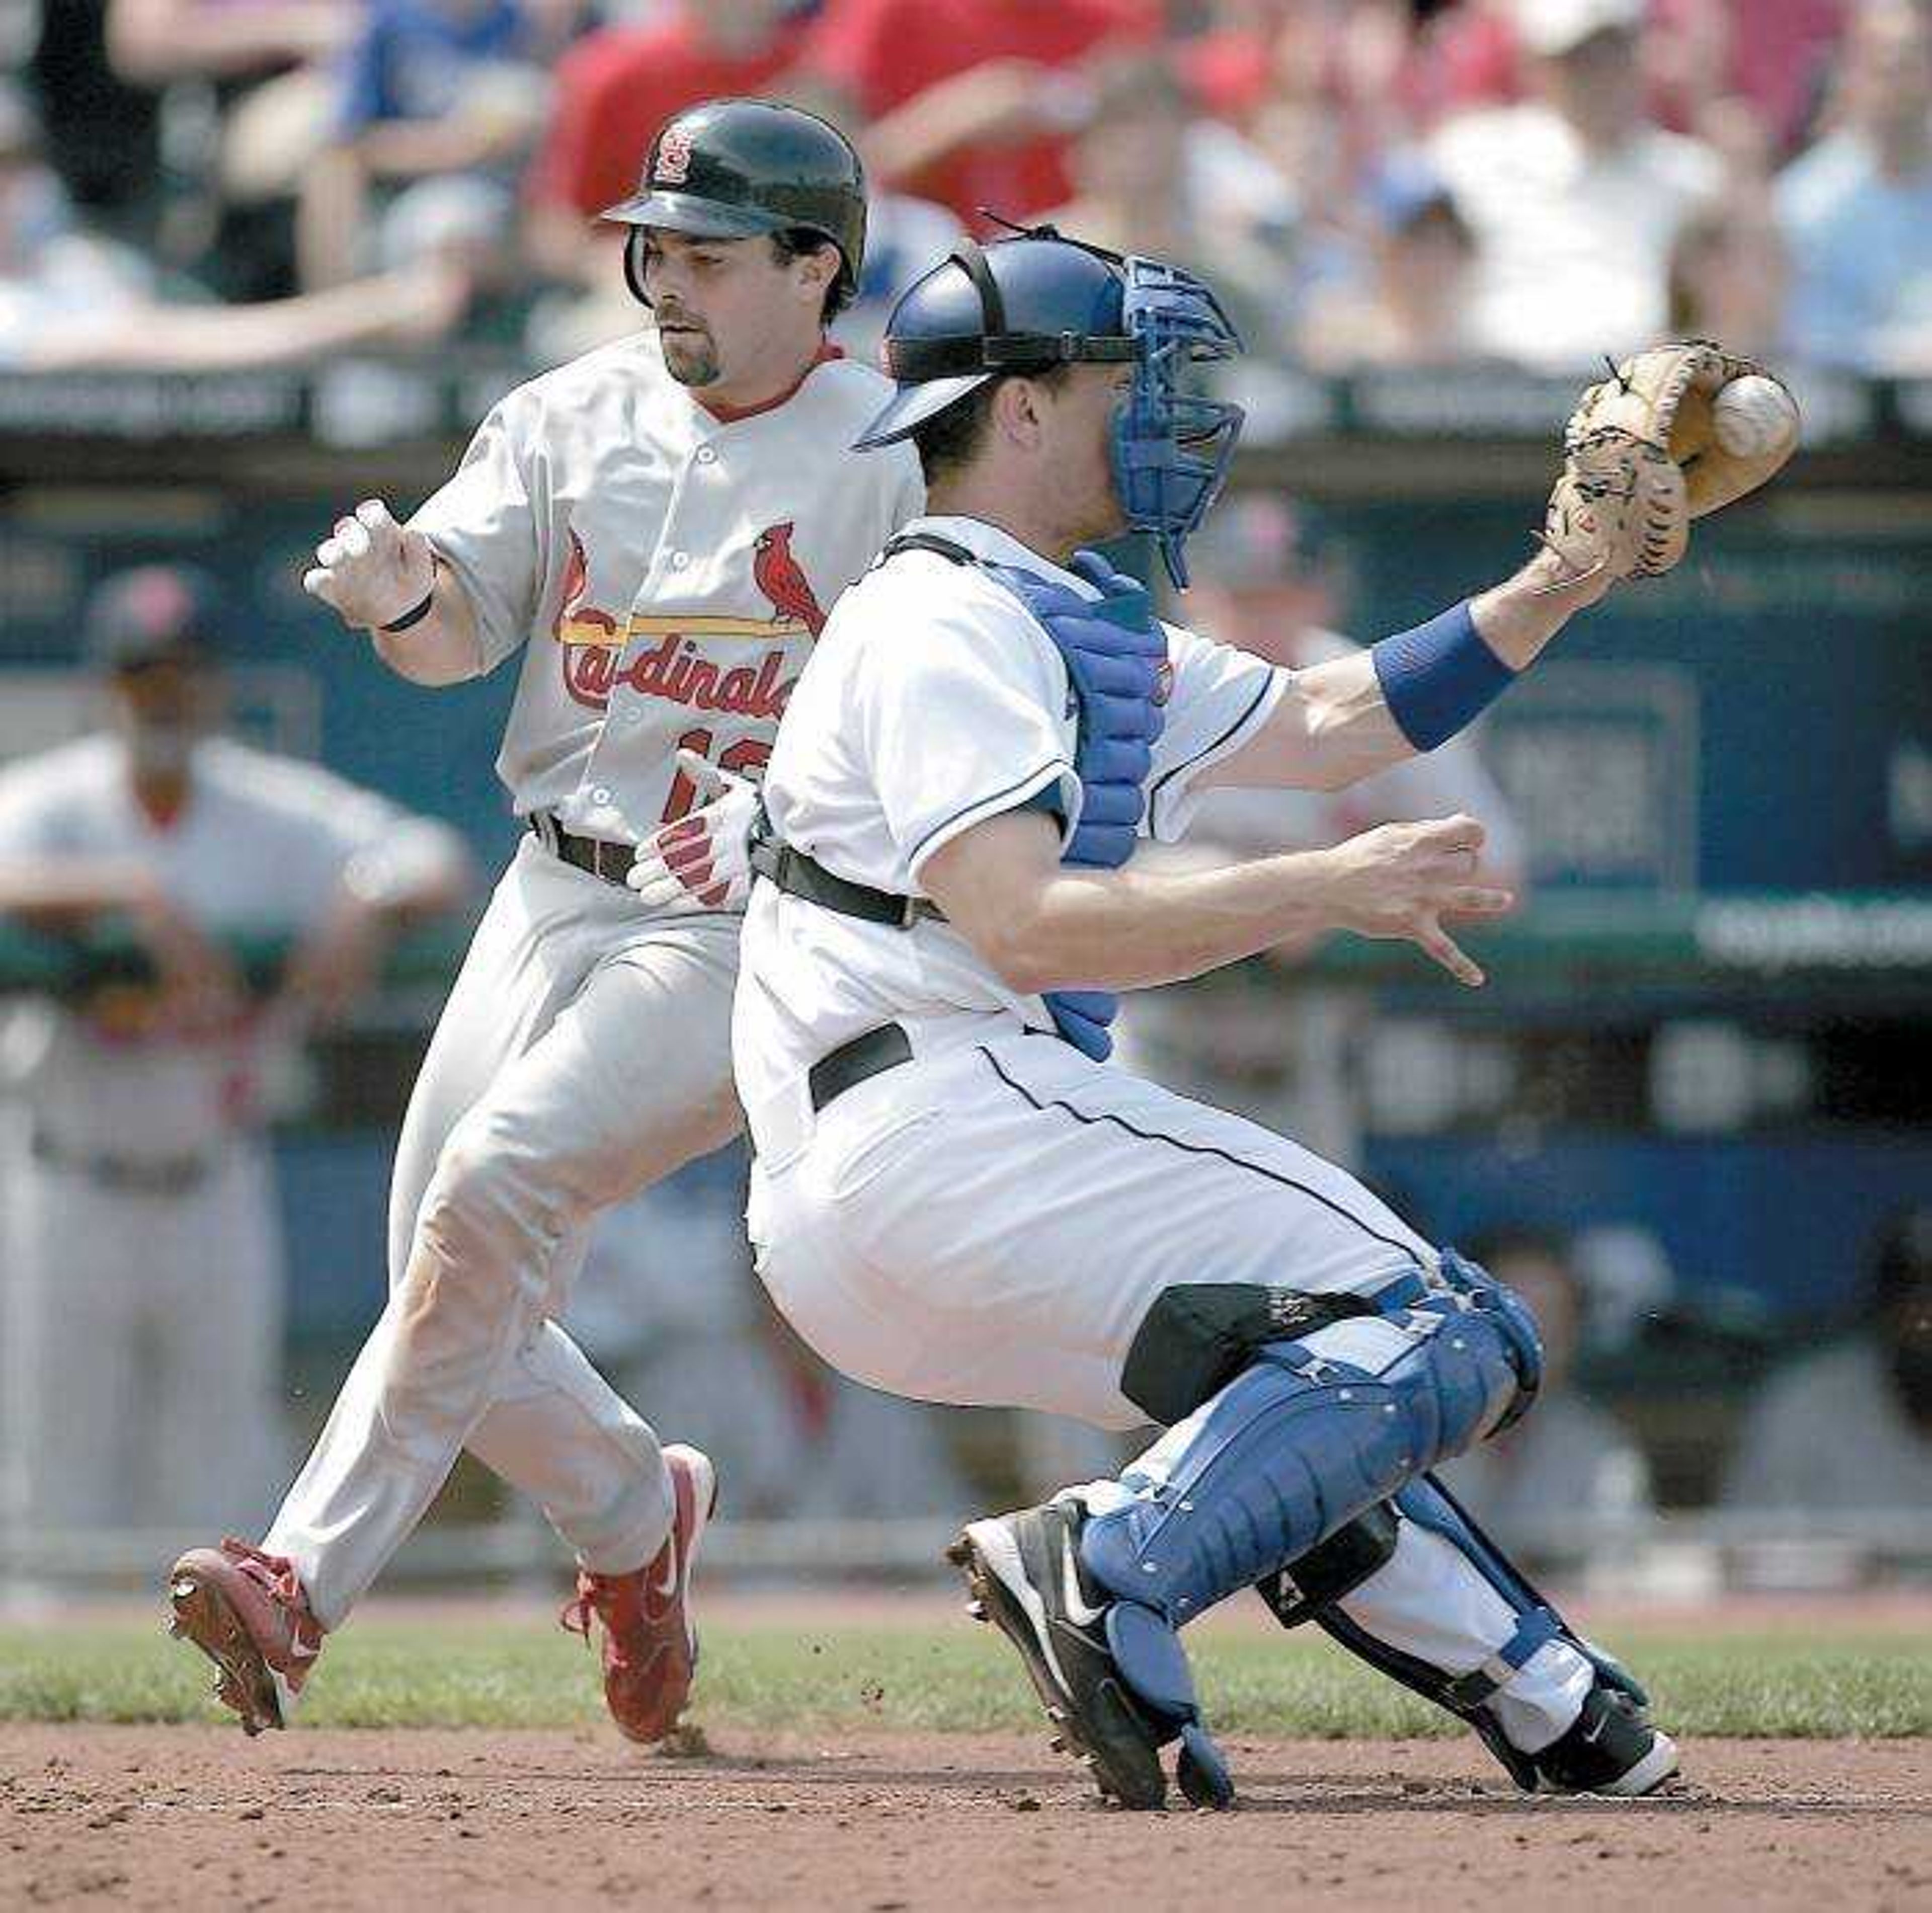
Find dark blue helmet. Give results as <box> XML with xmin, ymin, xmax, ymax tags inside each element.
<box><xmin>853</xmin><ymin>227</ymin><xmax>1246</xmax><ymax>587</ymax></box>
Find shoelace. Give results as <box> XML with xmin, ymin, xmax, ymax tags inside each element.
<box><xmin>558</xmin><ymin>1572</ymin><xmax>615</xmax><ymax>1643</ymax></box>
<box><xmin>559</xmin><ymin>1566</ymin><xmax>676</xmax><ymax>1655</ymax></box>
<box><xmin>219</xmin><ymin>1535</ymin><xmax>305</xmax><ymax>1609</ymax></box>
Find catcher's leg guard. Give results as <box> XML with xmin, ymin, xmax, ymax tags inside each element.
<box><xmin>1080</xmin><ymin>1253</ymin><xmax>1541</xmax><ymax>1624</ymax></box>
<box><xmin>1278</xmin><ymin>1473</ymin><xmax>1668</xmax><ymax>1792</ymax></box>
<box><xmin>1073</xmin><ymin>1253</ymin><xmax>1538</xmax><ymax>1803</ymax></box>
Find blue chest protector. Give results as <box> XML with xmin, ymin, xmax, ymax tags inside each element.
<box><xmin>977</xmin><ymin>550</ymin><xmax>1169</xmax><ymax>1059</ymax></box>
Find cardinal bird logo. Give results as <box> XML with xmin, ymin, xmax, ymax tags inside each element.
<box><xmin>752</xmin><ymin>522</ymin><xmax>829</xmax><ymax>637</ymax></box>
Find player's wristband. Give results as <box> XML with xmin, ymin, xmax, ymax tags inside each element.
<box><xmin>378</xmin><ymin>587</ymin><xmax>437</xmax><ymax>634</ymax></box>
<box><xmin>1370</xmin><ymin>600</ymin><xmax>1515</xmax><ymax>751</ymax></box>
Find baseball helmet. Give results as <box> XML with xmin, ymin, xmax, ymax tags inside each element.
<box><xmin>83</xmin><ymin>566</ymin><xmax>223</xmax><ymax>672</ymax></box>
<box><xmin>603</xmin><ymin>98</ymin><xmax>867</xmax><ymax>307</ymax></box>
<box><xmin>853</xmin><ymin>227</ymin><xmax>1245</xmax><ymax>588</ymax></box>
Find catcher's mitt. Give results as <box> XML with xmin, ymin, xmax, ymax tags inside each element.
<box><xmin>1542</xmin><ymin>341</ymin><xmax>1798</xmax><ymax>584</ymax></box>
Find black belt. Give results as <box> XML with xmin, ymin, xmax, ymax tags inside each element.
<box><xmin>528</xmin><ymin>813</ymin><xmax>637</xmax><ymax>887</ymax></box>
<box><xmin>749</xmin><ymin>804</ymin><xmax>945</xmax><ymax>930</ymax></box>
<box><xmin>808</xmin><ymin>1023</ymin><xmax>913</xmax><ymax>1112</ymax></box>
<box><xmin>30</xmin><ymin>1128</ymin><xmax>216</xmax><ymax>1194</ymax></box>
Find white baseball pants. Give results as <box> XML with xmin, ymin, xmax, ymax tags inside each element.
<box><xmin>266</xmin><ymin>837</ymin><xmax>741</xmax><ymax>1629</ymax></box>
<box><xmin>2</xmin><ymin>1140</ymin><xmax>286</xmax><ymax>1538</ymax></box>
<box><xmin>746</xmin><ymin>1021</ymin><xmax>1592</xmax><ymax>1753</ymax></box>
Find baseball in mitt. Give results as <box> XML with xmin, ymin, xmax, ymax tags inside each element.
<box><xmin>1541</xmin><ymin>341</ymin><xmax>1800</xmax><ymax>585</ymax></box>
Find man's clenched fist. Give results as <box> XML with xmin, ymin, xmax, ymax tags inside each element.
<box><xmin>302</xmin><ymin>499</ymin><xmax>436</xmax><ymax>630</ymax></box>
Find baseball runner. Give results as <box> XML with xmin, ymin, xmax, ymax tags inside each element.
<box><xmin>0</xmin><ymin>568</ymin><xmax>467</xmax><ymax>1553</ymax></box>
<box><xmin>674</xmin><ymin>228</ymin><xmax>1794</xmax><ymax>1807</ymax></box>
<box><xmin>165</xmin><ymin>99</ymin><xmax>924</xmax><ymax>1740</ymax></box>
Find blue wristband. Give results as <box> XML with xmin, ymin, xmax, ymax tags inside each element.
<box><xmin>1370</xmin><ymin>600</ymin><xmax>1515</xmax><ymax>751</ymax></box>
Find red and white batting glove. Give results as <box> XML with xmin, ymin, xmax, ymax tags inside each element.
<box><xmin>626</xmin><ymin>750</ymin><xmax>759</xmax><ymax>914</ymax></box>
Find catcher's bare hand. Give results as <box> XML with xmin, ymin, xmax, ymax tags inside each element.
<box><xmin>1318</xmin><ymin>813</ymin><xmax>1515</xmax><ymax>987</ymax></box>
<box><xmin>625</xmin><ymin>750</ymin><xmax>759</xmax><ymax>914</ymax></box>
<box><xmin>302</xmin><ymin>499</ymin><xmax>436</xmax><ymax>631</ymax></box>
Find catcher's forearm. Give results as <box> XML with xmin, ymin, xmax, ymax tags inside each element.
<box><xmin>1469</xmin><ymin>547</ymin><xmax>1611</xmax><ymax>671</ymax></box>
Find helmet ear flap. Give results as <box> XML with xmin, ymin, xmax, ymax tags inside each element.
<box><xmin>623</xmin><ymin>227</ymin><xmax>652</xmax><ymax>308</ymax></box>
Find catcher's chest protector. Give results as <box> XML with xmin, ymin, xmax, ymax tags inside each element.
<box><xmin>879</xmin><ymin>531</ymin><xmax>1167</xmax><ymax>1059</ymax></box>
<box><xmin>984</xmin><ymin>551</ymin><xmax>1167</xmax><ymax>1060</ymax></box>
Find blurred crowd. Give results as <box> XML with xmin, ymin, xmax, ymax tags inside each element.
<box><xmin>4</xmin><ymin>0</ymin><xmax>1931</xmax><ymax>376</ymax></box>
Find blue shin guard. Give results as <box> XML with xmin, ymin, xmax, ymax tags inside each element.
<box><xmin>1391</xmin><ymin>1473</ymin><xmax>1646</xmax><ymax>1705</ymax></box>
<box><xmin>1102</xmin><ymin>1602</ymin><xmax>1235</xmax><ymax>1808</ymax></box>
<box><xmin>1077</xmin><ymin>1255</ymin><xmax>1539</xmax><ymax>1801</ymax></box>
<box><xmin>1081</xmin><ymin>1255</ymin><xmax>1542</xmax><ymax>1625</ymax></box>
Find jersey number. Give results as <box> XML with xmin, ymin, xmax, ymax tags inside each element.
<box><xmin>660</xmin><ymin>729</ymin><xmax>771</xmax><ymax>824</ymax></box>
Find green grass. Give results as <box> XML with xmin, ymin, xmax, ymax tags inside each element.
<box><xmin>3</xmin><ymin>1613</ymin><xmax>1926</xmax><ymax>1738</ymax></box>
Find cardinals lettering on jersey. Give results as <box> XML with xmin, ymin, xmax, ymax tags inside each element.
<box><xmin>554</xmin><ymin>522</ymin><xmax>828</xmax><ymax>715</ymax></box>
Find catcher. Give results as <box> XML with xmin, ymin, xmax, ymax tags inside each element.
<box><xmin>633</xmin><ymin>277</ymin><xmax>1797</xmax><ymax>1814</ymax></box>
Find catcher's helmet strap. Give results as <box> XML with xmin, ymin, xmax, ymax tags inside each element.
<box><xmin>882</xmin><ymin>332</ymin><xmax>1135</xmax><ymax>380</ymax></box>
<box><xmin>954</xmin><ymin>238</ymin><xmax>1007</xmax><ymax>335</ymax></box>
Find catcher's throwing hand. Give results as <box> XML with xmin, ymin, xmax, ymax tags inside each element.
<box><xmin>626</xmin><ymin>750</ymin><xmax>760</xmax><ymax>914</ymax></box>
<box><xmin>302</xmin><ymin>499</ymin><xmax>437</xmax><ymax>630</ymax></box>
<box><xmin>1542</xmin><ymin>341</ymin><xmax>1799</xmax><ymax>587</ymax></box>
<box><xmin>1320</xmin><ymin>813</ymin><xmax>1516</xmax><ymax>989</ymax></box>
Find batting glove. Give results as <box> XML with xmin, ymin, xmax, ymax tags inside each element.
<box><xmin>626</xmin><ymin>750</ymin><xmax>759</xmax><ymax>913</ymax></box>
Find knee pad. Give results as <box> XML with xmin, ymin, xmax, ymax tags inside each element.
<box><xmin>1081</xmin><ymin>1274</ymin><xmax>1534</xmax><ymax>1623</ymax></box>
<box><xmin>1255</xmin><ymin>1499</ymin><xmax>1400</xmax><ymax>1629</ymax></box>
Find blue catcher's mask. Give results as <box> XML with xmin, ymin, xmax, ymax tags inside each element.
<box><xmin>852</xmin><ymin>226</ymin><xmax>1245</xmax><ymax>589</ymax></box>
<box><xmin>1110</xmin><ymin>254</ymin><xmax>1244</xmax><ymax>588</ymax></box>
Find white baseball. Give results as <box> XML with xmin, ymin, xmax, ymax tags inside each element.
<box><xmin>1711</xmin><ymin>375</ymin><xmax>1799</xmax><ymax>459</ymax></box>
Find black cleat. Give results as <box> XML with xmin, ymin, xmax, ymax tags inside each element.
<box><xmin>948</xmin><ymin>1499</ymin><xmax>1169</xmax><ymax>1811</ymax></box>
<box><xmin>1534</xmin><ymin>1684</ymin><xmax>1680</xmax><ymax>1796</ymax></box>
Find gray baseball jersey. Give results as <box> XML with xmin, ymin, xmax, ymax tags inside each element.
<box><xmin>260</xmin><ymin>333</ymin><xmax>927</xmax><ymax>1635</ymax></box>
<box><xmin>412</xmin><ymin>332</ymin><xmax>926</xmax><ymax>844</ymax></box>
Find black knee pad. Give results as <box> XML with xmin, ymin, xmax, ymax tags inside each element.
<box><xmin>1254</xmin><ymin>1499</ymin><xmax>1401</xmax><ymax>1628</ymax></box>
<box><xmin>1120</xmin><ymin>1282</ymin><xmax>1379</xmax><ymax>1425</ymax></box>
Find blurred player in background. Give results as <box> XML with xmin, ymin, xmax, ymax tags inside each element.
<box><xmin>164</xmin><ymin>99</ymin><xmax>924</xmax><ymax>1743</ymax></box>
<box><xmin>0</xmin><ymin>566</ymin><xmax>468</xmax><ymax>1570</ymax></box>
<box><xmin>1440</xmin><ymin>1225</ymin><xmax>1655</xmax><ymax>1573</ymax></box>
<box><xmin>1723</xmin><ymin>1208</ymin><xmax>1932</xmax><ymax>1513</ymax></box>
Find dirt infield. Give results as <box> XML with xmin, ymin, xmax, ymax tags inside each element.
<box><xmin>5</xmin><ymin>1724</ymin><xmax>1927</xmax><ymax>1911</ymax></box>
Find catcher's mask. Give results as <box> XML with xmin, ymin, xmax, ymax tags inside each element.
<box><xmin>853</xmin><ymin>223</ymin><xmax>1245</xmax><ymax>588</ymax></box>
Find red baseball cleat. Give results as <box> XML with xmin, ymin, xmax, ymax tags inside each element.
<box><xmin>560</xmin><ymin>1443</ymin><xmax>716</xmax><ymax>1743</ymax></box>
<box><xmin>166</xmin><ymin>1537</ymin><xmax>325</xmax><ymax>1736</ymax></box>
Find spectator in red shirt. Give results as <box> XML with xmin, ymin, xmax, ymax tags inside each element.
<box><xmin>1181</xmin><ymin>0</ymin><xmax>1520</xmax><ymax>138</ymax></box>
<box><xmin>524</xmin><ymin>0</ymin><xmax>815</xmax><ymax>273</ymax></box>
<box><xmin>804</xmin><ymin>0</ymin><xmax>1160</xmax><ymax>227</ymax></box>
